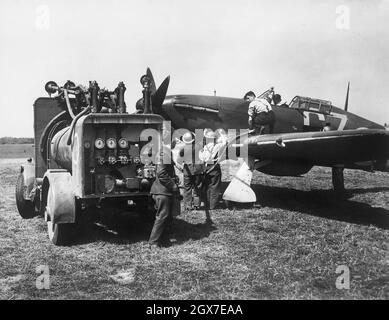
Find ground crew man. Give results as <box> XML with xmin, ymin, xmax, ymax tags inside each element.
<box><xmin>199</xmin><ymin>129</ymin><xmax>227</xmax><ymax>212</ymax></box>
<box><xmin>148</xmin><ymin>143</ymin><xmax>181</xmax><ymax>248</ymax></box>
<box><xmin>180</xmin><ymin>132</ymin><xmax>204</xmax><ymax>211</ymax></box>
<box><xmin>245</xmin><ymin>89</ymin><xmax>275</xmax><ymax>134</ymax></box>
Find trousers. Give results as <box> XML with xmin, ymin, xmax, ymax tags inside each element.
<box><xmin>253</xmin><ymin>111</ymin><xmax>275</xmax><ymax>134</ymax></box>
<box><xmin>183</xmin><ymin>172</ymin><xmax>202</xmax><ymax>209</ymax></box>
<box><xmin>149</xmin><ymin>195</ymin><xmax>174</xmax><ymax>245</ymax></box>
<box><xmin>203</xmin><ymin>163</ymin><xmax>222</xmax><ymax>210</ymax></box>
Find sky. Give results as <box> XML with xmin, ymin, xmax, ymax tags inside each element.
<box><xmin>0</xmin><ymin>0</ymin><xmax>389</xmax><ymax>137</ymax></box>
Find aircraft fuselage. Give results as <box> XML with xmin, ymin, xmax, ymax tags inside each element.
<box><xmin>158</xmin><ymin>94</ymin><xmax>388</xmax><ymax>175</ymax></box>
<box><xmin>161</xmin><ymin>94</ymin><xmax>384</xmax><ymax>133</ymax></box>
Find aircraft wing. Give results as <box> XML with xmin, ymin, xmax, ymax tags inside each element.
<box><xmin>222</xmin><ymin>129</ymin><xmax>389</xmax><ymax>203</ymax></box>
<box><xmin>238</xmin><ymin>129</ymin><xmax>389</xmax><ymax>166</ymax></box>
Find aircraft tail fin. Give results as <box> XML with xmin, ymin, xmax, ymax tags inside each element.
<box><xmin>344</xmin><ymin>81</ymin><xmax>350</xmax><ymax>111</ymax></box>
<box><xmin>135</xmin><ymin>68</ymin><xmax>170</xmax><ymax>113</ymax></box>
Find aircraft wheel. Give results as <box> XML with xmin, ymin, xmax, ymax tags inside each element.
<box><xmin>15</xmin><ymin>173</ymin><xmax>36</xmax><ymax>219</ymax></box>
<box><xmin>332</xmin><ymin>167</ymin><xmax>345</xmax><ymax>193</ymax></box>
<box><xmin>224</xmin><ymin>200</ymin><xmax>236</xmax><ymax>210</ymax></box>
<box><xmin>241</xmin><ymin>202</ymin><xmax>255</xmax><ymax>209</ymax></box>
<box><xmin>224</xmin><ymin>200</ymin><xmax>254</xmax><ymax>210</ymax></box>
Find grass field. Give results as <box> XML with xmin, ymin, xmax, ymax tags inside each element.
<box><xmin>0</xmin><ymin>147</ymin><xmax>388</xmax><ymax>300</ymax></box>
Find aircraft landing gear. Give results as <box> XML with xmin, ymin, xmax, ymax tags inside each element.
<box><xmin>332</xmin><ymin>166</ymin><xmax>345</xmax><ymax>194</ymax></box>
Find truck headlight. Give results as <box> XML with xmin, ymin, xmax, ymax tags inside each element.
<box><xmin>118</xmin><ymin>138</ymin><xmax>128</xmax><ymax>149</ymax></box>
<box><xmin>95</xmin><ymin>138</ymin><xmax>105</xmax><ymax>149</ymax></box>
<box><xmin>106</xmin><ymin>138</ymin><xmax>117</xmax><ymax>149</ymax></box>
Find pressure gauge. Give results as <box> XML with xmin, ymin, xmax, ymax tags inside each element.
<box><xmin>95</xmin><ymin>138</ymin><xmax>105</xmax><ymax>149</ymax></box>
<box><xmin>106</xmin><ymin>138</ymin><xmax>117</xmax><ymax>149</ymax></box>
<box><xmin>118</xmin><ymin>138</ymin><xmax>128</xmax><ymax>149</ymax></box>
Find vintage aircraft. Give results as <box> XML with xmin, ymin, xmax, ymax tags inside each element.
<box><xmin>140</xmin><ymin>68</ymin><xmax>389</xmax><ymax>202</ymax></box>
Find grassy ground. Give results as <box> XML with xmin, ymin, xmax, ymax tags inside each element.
<box><xmin>0</xmin><ymin>155</ymin><xmax>388</xmax><ymax>300</ymax></box>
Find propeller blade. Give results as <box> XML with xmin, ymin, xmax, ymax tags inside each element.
<box><xmin>152</xmin><ymin>76</ymin><xmax>170</xmax><ymax>112</ymax></box>
<box><xmin>146</xmin><ymin>67</ymin><xmax>157</xmax><ymax>94</ymax></box>
<box><xmin>344</xmin><ymin>81</ymin><xmax>350</xmax><ymax>111</ymax></box>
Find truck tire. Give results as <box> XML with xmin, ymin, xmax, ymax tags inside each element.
<box><xmin>44</xmin><ymin>182</ymin><xmax>76</xmax><ymax>246</ymax></box>
<box><xmin>15</xmin><ymin>173</ymin><xmax>36</xmax><ymax>219</ymax></box>
<box><xmin>47</xmin><ymin>221</ymin><xmax>75</xmax><ymax>246</ymax></box>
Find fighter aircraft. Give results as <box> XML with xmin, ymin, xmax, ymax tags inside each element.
<box><xmin>140</xmin><ymin>68</ymin><xmax>389</xmax><ymax>203</ymax></box>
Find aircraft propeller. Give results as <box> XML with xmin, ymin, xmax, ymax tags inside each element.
<box><xmin>344</xmin><ymin>81</ymin><xmax>350</xmax><ymax>111</ymax></box>
<box><xmin>135</xmin><ymin>67</ymin><xmax>170</xmax><ymax>114</ymax></box>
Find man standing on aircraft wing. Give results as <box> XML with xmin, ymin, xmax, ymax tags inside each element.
<box><xmin>245</xmin><ymin>89</ymin><xmax>275</xmax><ymax>134</ymax></box>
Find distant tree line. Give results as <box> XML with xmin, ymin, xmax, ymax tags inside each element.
<box><xmin>0</xmin><ymin>137</ymin><xmax>34</xmax><ymax>144</ymax></box>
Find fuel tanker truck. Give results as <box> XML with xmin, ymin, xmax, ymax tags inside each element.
<box><xmin>15</xmin><ymin>72</ymin><xmax>171</xmax><ymax>245</ymax></box>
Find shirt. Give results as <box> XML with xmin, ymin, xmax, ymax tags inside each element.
<box><xmin>199</xmin><ymin>141</ymin><xmax>226</xmax><ymax>163</ymax></box>
<box><xmin>248</xmin><ymin>98</ymin><xmax>272</xmax><ymax>120</ymax></box>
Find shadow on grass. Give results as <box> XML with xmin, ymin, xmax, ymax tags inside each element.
<box><xmin>76</xmin><ymin>211</ymin><xmax>216</xmax><ymax>245</ymax></box>
<box><xmin>344</xmin><ymin>187</ymin><xmax>389</xmax><ymax>194</ymax></box>
<box><xmin>248</xmin><ymin>184</ymin><xmax>389</xmax><ymax>230</ymax></box>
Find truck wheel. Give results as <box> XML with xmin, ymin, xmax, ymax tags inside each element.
<box><xmin>47</xmin><ymin>221</ymin><xmax>75</xmax><ymax>246</ymax></box>
<box><xmin>15</xmin><ymin>173</ymin><xmax>35</xmax><ymax>219</ymax></box>
<box><xmin>45</xmin><ymin>183</ymin><xmax>76</xmax><ymax>246</ymax></box>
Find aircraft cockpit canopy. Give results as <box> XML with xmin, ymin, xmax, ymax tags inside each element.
<box><xmin>289</xmin><ymin>96</ymin><xmax>332</xmax><ymax>114</ymax></box>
